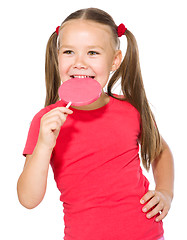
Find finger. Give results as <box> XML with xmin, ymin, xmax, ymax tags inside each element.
<box><xmin>41</xmin><ymin>119</ymin><xmax>62</xmax><ymax>134</ymax></box>
<box><xmin>140</xmin><ymin>190</ymin><xmax>155</xmax><ymax>204</ymax></box>
<box><xmin>146</xmin><ymin>202</ymin><xmax>164</xmax><ymax>219</ymax></box>
<box><xmin>52</xmin><ymin>107</ymin><xmax>73</xmax><ymax>115</ymax></box>
<box><xmin>142</xmin><ymin>194</ymin><xmax>160</xmax><ymax>212</ymax></box>
<box><xmin>42</xmin><ymin>115</ymin><xmax>65</xmax><ymax>129</ymax></box>
<box><xmin>43</xmin><ymin>108</ymin><xmax>73</xmax><ymax>120</ymax></box>
<box><xmin>155</xmin><ymin>207</ymin><xmax>169</xmax><ymax>222</ymax></box>
<box><xmin>44</xmin><ymin>108</ymin><xmax>72</xmax><ymax>125</ymax></box>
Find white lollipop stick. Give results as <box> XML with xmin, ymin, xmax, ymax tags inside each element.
<box><xmin>66</xmin><ymin>101</ymin><xmax>72</xmax><ymax>109</ymax></box>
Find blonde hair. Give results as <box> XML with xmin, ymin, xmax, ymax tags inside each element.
<box><xmin>44</xmin><ymin>8</ymin><xmax>163</xmax><ymax>170</ymax></box>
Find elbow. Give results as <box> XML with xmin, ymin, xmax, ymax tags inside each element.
<box><xmin>17</xmin><ymin>196</ymin><xmax>38</xmax><ymax>209</ymax></box>
<box><xmin>17</xmin><ymin>192</ymin><xmax>42</xmax><ymax>209</ymax></box>
<box><xmin>17</xmin><ymin>180</ymin><xmax>43</xmax><ymax>210</ymax></box>
<box><xmin>17</xmin><ymin>189</ymin><xmax>40</xmax><ymax>209</ymax></box>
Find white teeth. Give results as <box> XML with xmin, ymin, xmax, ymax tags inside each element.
<box><xmin>72</xmin><ymin>75</ymin><xmax>94</xmax><ymax>79</ymax></box>
<box><xmin>75</xmin><ymin>76</ymin><xmax>87</xmax><ymax>78</ymax></box>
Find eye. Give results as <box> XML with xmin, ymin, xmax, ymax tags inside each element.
<box><xmin>63</xmin><ymin>50</ymin><xmax>74</xmax><ymax>55</ymax></box>
<box><xmin>88</xmin><ymin>51</ymin><xmax>99</xmax><ymax>56</ymax></box>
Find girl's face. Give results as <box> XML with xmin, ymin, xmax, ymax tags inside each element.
<box><xmin>57</xmin><ymin>19</ymin><xmax>122</xmax><ymax>89</ymax></box>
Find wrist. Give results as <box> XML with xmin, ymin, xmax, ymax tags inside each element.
<box><xmin>33</xmin><ymin>140</ymin><xmax>53</xmax><ymax>162</ymax></box>
<box><xmin>155</xmin><ymin>187</ymin><xmax>174</xmax><ymax>201</ymax></box>
<box><xmin>36</xmin><ymin>139</ymin><xmax>53</xmax><ymax>153</ymax></box>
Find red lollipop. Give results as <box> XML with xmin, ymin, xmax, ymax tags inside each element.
<box><xmin>58</xmin><ymin>77</ymin><xmax>102</xmax><ymax>108</ymax></box>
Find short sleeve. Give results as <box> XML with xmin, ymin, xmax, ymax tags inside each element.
<box><xmin>22</xmin><ymin>101</ymin><xmax>64</xmax><ymax>157</ymax></box>
<box><xmin>23</xmin><ymin>111</ymin><xmax>43</xmax><ymax>157</ymax></box>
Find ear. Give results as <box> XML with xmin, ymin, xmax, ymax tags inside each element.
<box><xmin>111</xmin><ymin>50</ymin><xmax>122</xmax><ymax>71</ymax></box>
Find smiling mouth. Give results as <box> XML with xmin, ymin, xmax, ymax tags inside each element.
<box><xmin>70</xmin><ymin>75</ymin><xmax>95</xmax><ymax>79</ymax></box>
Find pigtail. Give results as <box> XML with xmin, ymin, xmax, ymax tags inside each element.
<box><xmin>44</xmin><ymin>32</ymin><xmax>61</xmax><ymax>107</ymax></box>
<box><xmin>108</xmin><ymin>30</ymin><xmax>163</xmax><ymax>170</ymax></box>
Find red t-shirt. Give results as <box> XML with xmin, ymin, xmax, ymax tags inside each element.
<box><xmin>23</xmin><ymin>94</ymin><xmax>164</xmax><ymax>240</ymax></box>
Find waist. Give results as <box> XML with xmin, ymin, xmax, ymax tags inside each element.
<box><xmin>60</xmin><ymin>167</ymin><xmax>150</xmax><ymax>209</ymax></box>
<box><xmin>63</xmin><ymin>204</ymin><xmax>164</xmax><ymax>240</ymax></box>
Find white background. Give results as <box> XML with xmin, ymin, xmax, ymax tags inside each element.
<box><xmin>0</xmin><ymin>0</ymin><xmax>186</xmax><ymax>239</ymax></box>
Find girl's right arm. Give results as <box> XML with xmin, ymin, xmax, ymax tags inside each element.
<box><xmin>17</xmin><ymin>107</ymin><xmax>73</xmax><ymax>209</ymax></box>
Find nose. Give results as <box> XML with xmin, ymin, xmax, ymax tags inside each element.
<box><xmin>73</xmin><ymin>54</ymin><xmax>87</xmax><ymax>69</ymax></box>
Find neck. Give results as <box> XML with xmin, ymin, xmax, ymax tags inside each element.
<box><xmin>70</xmin><ymin>90</ymin><xmax>110</xmax><ymax>110</ymax></box>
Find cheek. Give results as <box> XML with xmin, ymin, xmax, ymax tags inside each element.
<box><xmin>95</xmin><ymin>67</ymin><xmax>110</xmax><ymax>88</ymax></box>
<box><xmin>92</xmin><ymin>58</ymin><xmax>111</xmax><ymax>76</ymax></box>
<box><xmin>58</xmin><ymin>56</ymin><xmax>70</xmax><ymax>78</ymax></box>
<box><xmin>90</xmin><ymin>59</ymin><xmax>111</xmax><ymax>88</ymax></box>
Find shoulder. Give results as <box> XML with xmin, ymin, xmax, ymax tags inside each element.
<box><xmin>23</xmin><ymin>101</ymin><xmax>65</xmax><ymax>156</ymax></box>
<box><xmin>112</xmin><ymin>93</ymin><xmax>140</xmax><ymax>112</ymax></box>
<box><xmin>111</xmin><ymin>93</ymin><xmax>141</xmax><ymax>123</ymax></box>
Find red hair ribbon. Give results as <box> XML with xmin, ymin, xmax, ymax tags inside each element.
<box><xmin>117</xmin><ymin>24</ymin><xmax>127</xmax><ymax>37</ymax></box>
<box><xmin>56</xmin><ymin>26</ymin><xmax>60</xmax><ymax>35</ymax></box>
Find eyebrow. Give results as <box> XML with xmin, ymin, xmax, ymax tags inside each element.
<box><xmin>87</xmin><ymin>45</ymin><xmax>105</xmax><ymax>50</ymax></box>
<box><xmin>60</xmin><ymin>44</ymin><xmax>105</xmax><ymax>50</ymax></box>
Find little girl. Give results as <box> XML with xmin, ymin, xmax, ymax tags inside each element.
<box><xmin>17</xmin><ymin>8</ymin><xmax>174</xmax><ymax>240</ymax></box>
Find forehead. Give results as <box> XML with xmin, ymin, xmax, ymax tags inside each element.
<box><xmin>59</xmin><ymin>19</ymin><xmax>115</xmax><ymax>48</ymax></box>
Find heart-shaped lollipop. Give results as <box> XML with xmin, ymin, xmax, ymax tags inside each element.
<box><xmin>58</xmin><ymin>77</ymin><xmax>102</xmax><ymax>108</ymax></box>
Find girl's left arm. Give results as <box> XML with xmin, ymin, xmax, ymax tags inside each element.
<box><xmin>140</xmin><ymin>137</ymin><xmax>174</xmax><ymax>222</ymax></box>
